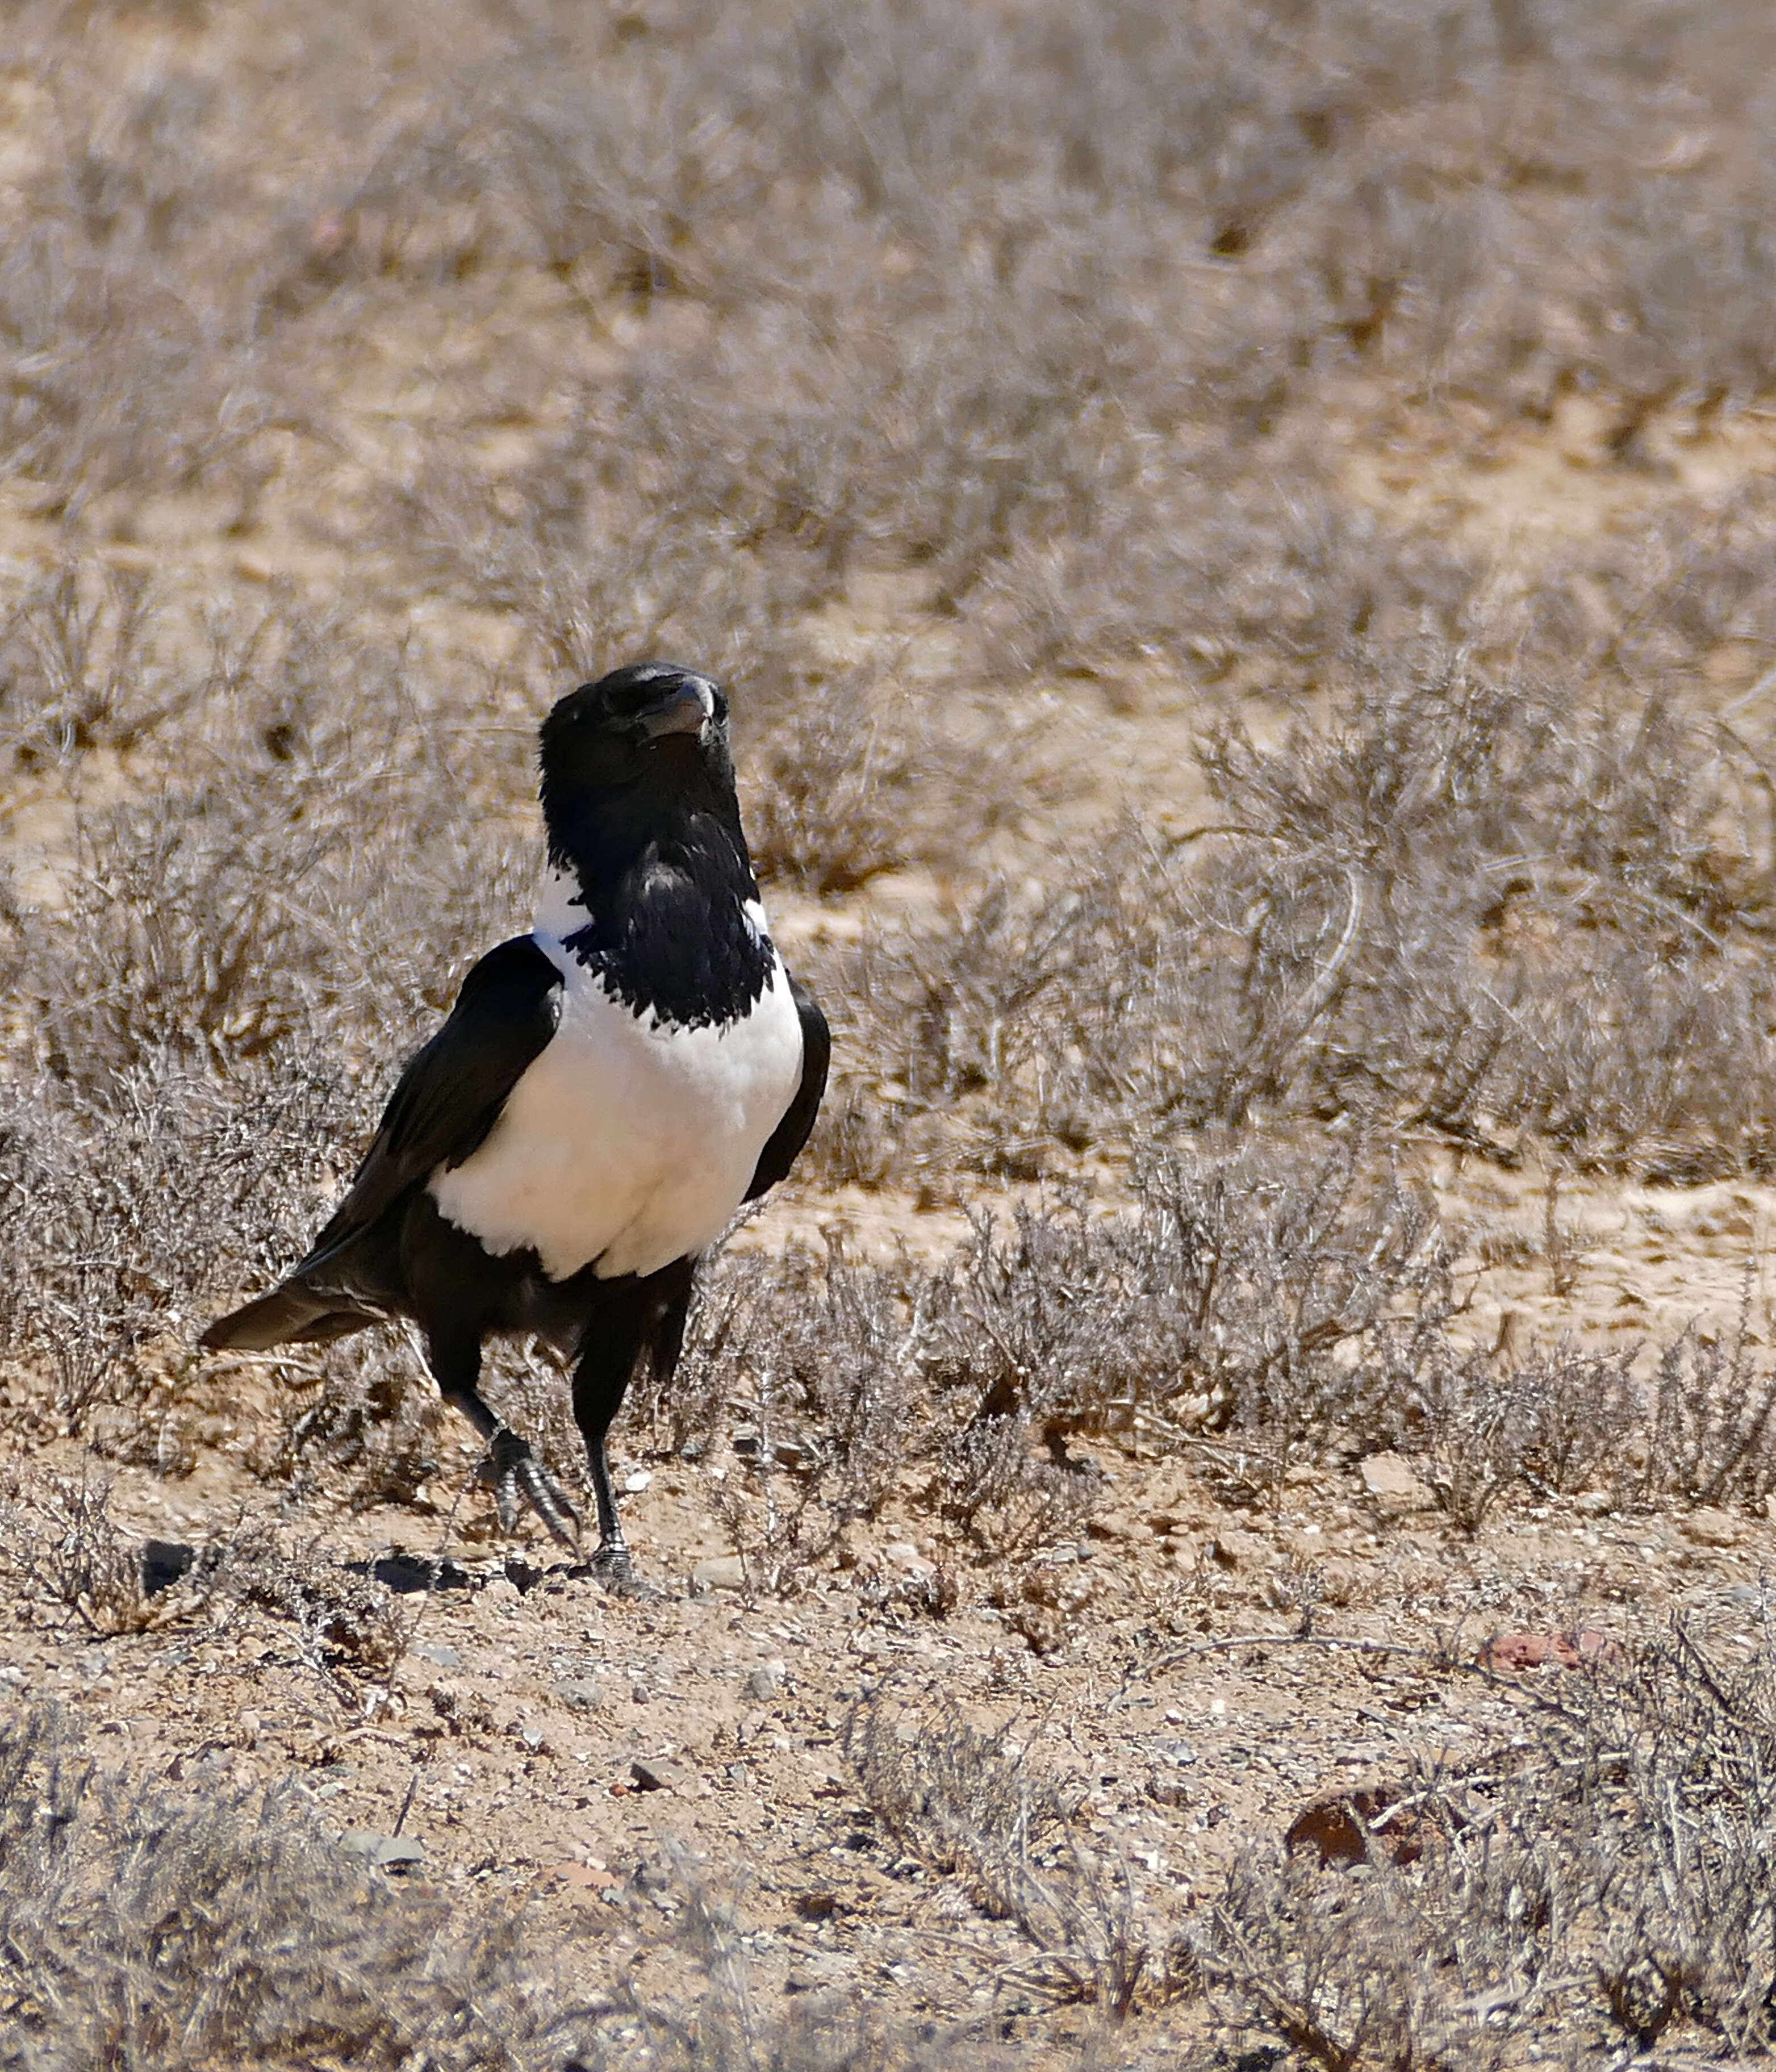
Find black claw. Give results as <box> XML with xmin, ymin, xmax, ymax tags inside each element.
<box><xmin>588</xmin><ymin>1540</ymin><xmax>657</xmax><ymax>1598</ymax></box>
<box><xmin>478</xmin><ymin>1434</ymin><xmax>582</xmax><ymax>1549</ymax></box>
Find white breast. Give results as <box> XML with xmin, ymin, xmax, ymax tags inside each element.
<box><xmin>429</xmin><ymin>939</ymin><xmax>805</xmax><ymax>1281</ymax></box>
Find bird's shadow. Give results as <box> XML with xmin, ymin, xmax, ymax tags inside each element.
<box><xmin>138</xmin><ymin>1538</ymin><xmax>596</xmax><ymax>1601</ymax></box>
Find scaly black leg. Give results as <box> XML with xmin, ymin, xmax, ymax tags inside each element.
<box><xmin>569</xmin><ymin>1278</ymin><xmax>664</xmax><ymax>1593</ymax></box>
<box><xmin>427</xmin><ymin>1330</ymin><xmax>580</xmax><ymax>1549</ymax></box>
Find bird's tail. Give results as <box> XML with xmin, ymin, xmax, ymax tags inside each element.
<box><xmin>200</xmin><ymin>1277</ymin><xmax>380</xmax><ymax>1352</ymax></box>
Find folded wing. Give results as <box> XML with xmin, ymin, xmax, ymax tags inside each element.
<box><xmin>745</xmin><ymin>972</ymin><xmax>830</xmax><ymax>1201</ymax></box>
<box><xmin>202</xmin><ymin>937</ymin><xmax>564</xmax><ymax>1349</ymax></box>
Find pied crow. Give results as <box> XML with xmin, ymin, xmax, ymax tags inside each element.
<box><xmin>202</xmin><ymin>662</ymin><xmax>830</xmax><ymax>1588</ymax></box>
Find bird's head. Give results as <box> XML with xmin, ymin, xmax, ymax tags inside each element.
<box><xmin>538</xmin><ymin>662</ymin><xmax>742</xmax><ymax>871</ymax></box>
<box><xmin>541</xmin><ymin>662</ymin><xmax>730</xmax><ymax>783</ymax></box>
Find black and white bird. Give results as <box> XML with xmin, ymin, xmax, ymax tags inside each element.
<box><xmin>202</xmin><ymin>662</ymin><xmax>830</xmax><ymax>1586</ymax></box>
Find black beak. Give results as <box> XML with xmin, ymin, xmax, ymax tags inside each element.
<box><xmin>638</xmin><ymin>678</ymin><xmax>713</xmax><ymax>741</ymax></box>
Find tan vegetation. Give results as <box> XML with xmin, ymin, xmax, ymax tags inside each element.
<box><xmin>10</xmin><ymin>0</ymin><xmax>1776</xmax><ymax>2064</ymax></box>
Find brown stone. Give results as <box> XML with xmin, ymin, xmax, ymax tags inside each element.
<box><xmin>1479</xmin><ymin>1628</ymin><xmax>1622</xmax><ymax>1672</ymax></box>
<box><xmin>1285</xmin><ymin>1782</ymin><xmax>1437</xmax><ymax>1868</ymax></box>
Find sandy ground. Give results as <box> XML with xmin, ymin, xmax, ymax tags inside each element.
<box><xmin>11</xmin><ymin>378</ymin><xmax>1776</xmax><ymax>2052</ymax></box>
<box><xmin>7</xmin><ymin>1123</ymin><xmax>1774</xmax><ymax>2058</ymax></box>
<box><xmin>6</xmin><ymin>25</ymin><xmax>1776</xmax><ymax>2042</ymax></box>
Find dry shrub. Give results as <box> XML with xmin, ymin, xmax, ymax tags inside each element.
<box><xmin>0</xmin><ymin>1698</ymin><xmax>1035</xmax><ymax>2072</ymax></box>
<box><xmin>1198</xmin><ymin>1618</ymin><xmax>1776</xmax><ymax>2066</ymax></box>
<box><xmin>1186</xmin><ymin>650</ymin><xmax>1776</xmax><ymax>1170</ymax></box>
<box><xmin>0</xmin><ymin>1482</ymin><xmax>416</xmax><ymax>1708</ymax></box>
<box><xmin>0</xmin><ymin>1703</ymin><xmax>588</xmax><ymax>2071</ymax></box>
<box><xmin>573</xmin><ymin>1853</ymin><xmax>1054</xmax><ymax>2072</ymax></box>
<box><xmin>658</xmin><ymin>1141</ymin><xmax>1448</xmax><ymax>1573</ymax></box>
<box><xmin>847</xmin><ymin>1694</ymin><xmax>1150</xmax><ymax>2019</ymax></box>
<box><xmin>835</xmin><ymin>648</ymin><xmax>1776</xmax><ymax>1192</ymax></box>
<box><xmin>0</xmin><ymin>1473</ymin><xmax>179</xmax><ymax>1636</ymax></box>
<box><xmin>366</xmin><ymin>0</ymin><xmax>1776</xmax><ymax>687</ymax></box>
<box><xmin>14</xmin><ymin>0</ymin><xmax>1776</xmax><ymax>684</ymax></box>
<box><xmin>738</xmin><ymin>662</ymin><xmax>1018</xmax><ymax>897</ymax></box>
<box><xmin>662</xmin><ymin>1158</ymin><xmax>1776</xmax><ymax>1568</ymax></box>
<box><xmin>215</xmin><ymin>1524</ymin><xmax>419</xmax><ymax>1703</ymax></box>
<box><xmin>8</xmin><ymin>0</ymin><xmax>1776</xmax><ymax>1599</ymax></box>
<box><xmin>19</xmin><ymin>4</ymin><xmax>1776</xmax><ymax>2063</ymax></box>
<box><xmin>1403</xmin><ymin>1338</ymin><xmax>1644</xmax><ymax>1532</ymax></box>
<box><xmin>7</xmin><ymin>617</ymin><xmax>534</xmax><ymax>1093</ymax></box>
<box><xmin>268</xmin><ymin>1332</ymin><xmax>458</xmax><ymax>1515</ymax></box>
<box><xmin>0</xmin><ymin>561</ymin><xmax>167</xmax><ymax>769</ymax></box>
<box><xmin>0</xmin><ymin>1057</ymin><xmax>360</xmax><ymax>1441</ymax></box>
<box><xmin>1196</xmin><ymin>653</ymin><xmax>1768</xmax><ymax>1156</ymax></box>
<box><xmin>652</xmin><ymin>1238</ymin><xmax>924</xmax><ymax>1587</ymax></box>
<box><xmin>1637</xmin><ymin>1309</ymin><xmax>1776</xmax><ymax>1509</ymax></box>
<box><xmin>917</xmin><ymin>1147</ymin><xmax>1447</xmax><ymax>1523</ymax></box>
<box><xmin>0</xmin><ymin>605</ymin><xmax>541</xmax><ymax>1450</ymax></box>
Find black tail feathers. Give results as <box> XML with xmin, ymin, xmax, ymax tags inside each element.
<box><xmin>200</xmin><ymin>1279</ymin><xmax>378</xmax><ymax>1352</ymax></box>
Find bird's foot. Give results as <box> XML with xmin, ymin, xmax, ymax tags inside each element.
<box><xmin>587</xmin><ymin>1538</ymin><xmax>657</xmax><ymax>1599</ymax></box>
<box><xmin>479</xmin><ymin>1434</ymin><xmax>581</xmax><ymax>1549</ymax></box>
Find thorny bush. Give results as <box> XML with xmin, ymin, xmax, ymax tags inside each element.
<box><xmin>14</xmin><ymin>3</ymin><xmax>1776</xmax><ymax>2069</ymax></box>
<box><xmin>1197</xmin><ymin>1616</ymin><xmax>1776</xmax><ymax>2066</ymax></box>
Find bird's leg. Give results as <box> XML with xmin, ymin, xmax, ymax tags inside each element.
<box><xmin>482</xmin><ymin>1428</ymin><xmax>583</xmax><ymax>1549</ymax></box>
<box><xmin>570</xmin><ymin>1309</ymin><xmax>650</xmax><ymax>1594</ymax></box>
<box><xmin>427</xmin><ymin>1334</ymin><xmax>580</xmax><ymax>1549</ymax></box>
<box><xmin>586</xmin><ymin>1434</ymin><xmax>628</xmax><ymax>1569</ymax></box>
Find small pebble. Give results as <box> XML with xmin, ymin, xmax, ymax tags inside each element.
<box><xmin>630</xmin><ymin>1757</ymin><xmax>685</xmax><ymax>1793</ymax></box>
<box><xmin>692</xmin><ymin>1555</ymin><xmax>747</xmax><ymax>1593</ymax></box>
<box><xmin>340</xmin><ymin>1831</ymin><xmax>424</xmax><ymax>1869</ymax></box>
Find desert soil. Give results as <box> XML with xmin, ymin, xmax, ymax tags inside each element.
<box><xmin>7</xmin><ymin>395</ymin><xmax>1776</xmax><ymax>2053</ymax></box>
<box><xmin>6</xmin><ymin>10</ymin><xmax>1776</xmax><ymax>2054</ymax></box>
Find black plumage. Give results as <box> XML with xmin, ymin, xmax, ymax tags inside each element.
<box><xmin>202</xmin><ymin>662</ymin><xmax>830</xmax><ymax>1584</ymax></box>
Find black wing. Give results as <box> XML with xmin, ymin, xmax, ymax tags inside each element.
<box><xmin>203</xmin><ymin>935</ymin><xmax>563</xmax><ymax>1352</ymax></box>
<box><xmin>745</xmin><ymin>971</ymin><xmax>830</xmax><ymax>1201</ymax></box>
<box><xmin>299</xmin><ymin>934</ymin><xmax>564</xmax><ymax>1269</ymax></box>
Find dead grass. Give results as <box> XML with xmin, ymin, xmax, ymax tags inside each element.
<box><xmin>0</xmin><ymin>1702</ymin><xmax>590</xmax><ymax>2071</ymax></box>
<box><xmin>1196</xmin><ymin>1616</ymin><xmax>1776</xmax><ymax>2066</ymax></box>
<box><xmin>10</xmin><ymin>1</ymin><xmax>1776</xmax><ymax>2065</ymax></box>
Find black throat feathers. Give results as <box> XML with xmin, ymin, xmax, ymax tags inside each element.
<box><xmin>542</xmin><ymin>766</ymin><xmax>774</xmax><ymax>1031</ymax></box>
